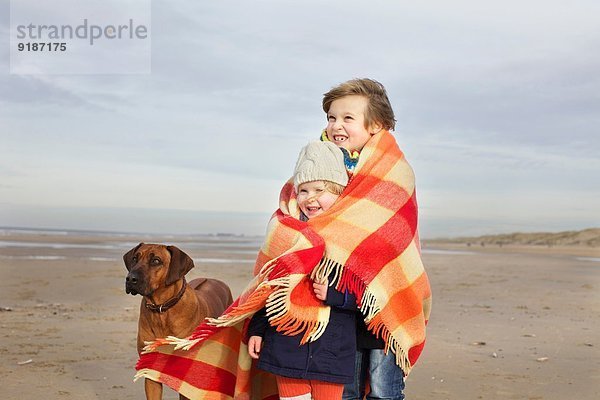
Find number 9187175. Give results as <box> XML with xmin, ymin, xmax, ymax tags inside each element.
<box><xmin>18</xmin><ymin>42</ymin><xmax>67</xmax><ymax>51</ymax></box>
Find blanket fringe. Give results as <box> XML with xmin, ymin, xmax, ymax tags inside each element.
<box><xmin>264</xmin><ymin>276</ymin><xmax>329</xmax><ymax>344</ymax></box>
<box><xmin>311</xmin><ymin>257</ymin><xmax>342</xmax><ymax>285</ymax></box>
<box><xmin>266</xmin><ymin>279</ymin><xmax>309</xmax><ymax>343</ymax></box>
<box><xmin>142</xmin><ymin>333</ymin><xmax>205</xmax><ymax>353</ymax></box>
<box><xmin>270</xmin><ymin>314</ymin><xmax>321</xmax><ymax>344</ymax></box>
<box><xmin>363</xmin><ymin>289</ymin><xmax>412</xmax><ymax>374</ymax></box>
<box><xmin>317</xmin><ymin>258</ymin><xmax>383</xmax><ymax>321</ymax></box>
<box><xmin>359</xmin><ymin>290</ymin><xmax>382</xmax><ymax>320</ymax></box>
<box><xmin>314</xmin><ymin>257</ymin><xmax>413</xmax><ymax>374</ymax></box>
<box><xmin>388</xmin><ymin>331</ymin><xmax>411</xmax><ymax>374</ymax></box>
<box><xmin>210</xmin><ymin>251</ymin><xmax>319</xmax><ymax>328</ymax></box>
<box><xmin>134</xmin><ymin>368</ymin><xmax>152</xmax><ymax>382</ymax></box>
<box><xmin>208</xmin><ymin>277</ymin><xmax>288</xmax><ymax>328</ymax></box>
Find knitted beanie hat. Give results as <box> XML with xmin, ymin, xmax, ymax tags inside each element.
<box><xmin>293</xmin><ymin>141</ymin><xmax>349</xmax><ymax>191</ymax></box>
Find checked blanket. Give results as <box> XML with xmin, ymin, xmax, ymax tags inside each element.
<box><xmin>135</xmin><ymin>130</ymin><xmax>432</xmax><ymax>399</ymax></box>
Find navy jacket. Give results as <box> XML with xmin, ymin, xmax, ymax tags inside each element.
<box><xmin>248</xmin><ymin>284</ymin><xmax>357</xmax><ymax>383</ymax></box>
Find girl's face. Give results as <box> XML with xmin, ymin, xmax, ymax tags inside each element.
<box><xmin>325</xmin><ymin>95</ymin><xmax>380</xmax><ymax>153</ymax></box>
<box><xmin>296</xmin><ymin>181</ymin><xmax>340</xmax><ymax>219</ymax></box>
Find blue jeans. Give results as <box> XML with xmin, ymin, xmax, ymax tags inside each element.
<box><xmin>342</xmin><ymin>349</ymin><xmax>405</xmax><ymax>400</ymax></box>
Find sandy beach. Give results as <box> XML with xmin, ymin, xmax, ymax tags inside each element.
<box><xmin>1</xmin><ymin>228</ymin><xmax>598</xmax><ymax>399</ymax></box>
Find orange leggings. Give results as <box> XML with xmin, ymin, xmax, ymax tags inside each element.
<box><xmin>276</xmin><ymin>375</ymin><xmax>344</xmax><ymax>400</ymax></box>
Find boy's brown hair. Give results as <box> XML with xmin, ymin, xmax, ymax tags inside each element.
<box><xmin>322</xmin><ymin>78</ymin><xmax>396</xmax><ymax>131</ymax></box>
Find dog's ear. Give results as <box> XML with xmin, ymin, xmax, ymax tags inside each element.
<box><xmin>123</xmin><ymin>243</ymin><xmax>144</xmax><ymax>271</ymax></box>
<box><xmin>166</xmin><ymin>245</ymin><xmax>195</xmax><ymax>286</ymax></box>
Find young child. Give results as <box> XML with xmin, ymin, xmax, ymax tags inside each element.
<box><xmin>247</xmin><ymin>141</ymin><xmax>358</xmax><ymax>400</ymax></box>
<box><xmin>321</xmin><ymin>78</ymin><xmax>408</xmax><ymax>400</ymax></box>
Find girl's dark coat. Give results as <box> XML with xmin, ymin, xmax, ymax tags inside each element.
<box><xmin>248</xmin><ymin>285</ymin><xmax>357</xmax><ymax>383</ymax></box>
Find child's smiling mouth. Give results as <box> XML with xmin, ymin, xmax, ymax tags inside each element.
<box><xmin>305</xmin><ymin>205</ymin><xmax>322</xmax><ymax>214</ymax></box>
<box><xmin>333</xmin><ymin>135</ymin><xmax>348</xmax><ymax>142</ymax></box>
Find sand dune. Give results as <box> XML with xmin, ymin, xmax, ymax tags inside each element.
<box><xmin>425</xmin><ymin>228</ymin><xmax>600</xmax><ymax>256</ymax></box>
<box><xmin>430</xmin><ymin>228</ymin><xmax>599</xmax><ymax>247</ymax></box>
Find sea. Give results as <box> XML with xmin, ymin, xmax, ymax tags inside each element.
<box><xmin>0</xmin><ymin>227</ymin><xmax>263</xmax><ymax>264</ymax></box>
<box><xmin>2</xmin><ymin>227</ymin><xmax>596</xmax><ymax>264</ymax></box>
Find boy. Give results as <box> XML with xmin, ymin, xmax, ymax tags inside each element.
<box><xmin>322</xmin><ymin>78</ymin><xmax>395</xmax><ymax>172</ymax></box>
<box><xmin>248</xmin><ymin>141</ymin><xmax>358</xmax><ymax>400</ymax></box>
<box><xmin>321</xmin><ymin>78</ymin><xmax>412</xmax><ymax>400</ymax></box>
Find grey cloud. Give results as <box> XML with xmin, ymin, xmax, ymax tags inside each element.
<box><xmin>0</xmin><ymin>75</ymin><xmax>92</xmax><ymax>106</ymax></box>
<box><xmin>391</xmin><ymin>48</ymin><xmax>600</xmax><ymax>158</ymax></box>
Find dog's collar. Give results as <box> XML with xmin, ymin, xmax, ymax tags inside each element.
<box><xmin>145</xmin><ymin>278</ymin><xmax>187</xmax><ymax>313</ymax></box>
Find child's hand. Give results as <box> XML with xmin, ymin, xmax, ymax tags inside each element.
<box><xmin>313</xmin><ymin>280</ymin><xmax>328</xmax><ymax>301</ymax></box>
<box><xmin>248</xmin><ymin>335</ymin><xmax>262</xmax><ymax>359</ymax></box>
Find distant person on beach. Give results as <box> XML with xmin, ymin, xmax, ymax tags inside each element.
<box><xmin>319</xmin><ymin>78</ymin><xmax>431</xmax><ymax>400</ymax></box>
<box><xmin>247</xmin><ymin>141</ymin><xmax>359</xmax><ymax>400</ymax></box>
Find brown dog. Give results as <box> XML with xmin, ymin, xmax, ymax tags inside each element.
<box><xmin>124</xmin><ymin>243</ymin><xmax>233</xmax><ymax>400</ymax></box>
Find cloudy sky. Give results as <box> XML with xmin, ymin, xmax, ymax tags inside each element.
<box><xmin>1</xmin><ymin>0</ymin><xmax>598</xmax><ymax>237</ymax></box>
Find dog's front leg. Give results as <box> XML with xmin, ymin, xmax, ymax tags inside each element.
<box><xmin>144</xmin><ymin>378</ymin><xmax>163</xmax><ymax>400</ymax></box>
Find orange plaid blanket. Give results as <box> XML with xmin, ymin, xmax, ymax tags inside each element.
<box><xmin>135</xmin><ymin>130</ymin><xmax>432</xmax><ymax>399</ymax></box>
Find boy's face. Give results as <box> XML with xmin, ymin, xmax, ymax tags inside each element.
<box><xmin>325</xmin><ymin>95</ymin><xmax>380</xmax><ymax>153</ymax></box>
<box><xmin>297</xmin><ymin>181</ymin><xmax>340</xmax><ymax>219</ymax></box>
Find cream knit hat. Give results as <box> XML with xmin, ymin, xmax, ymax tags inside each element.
<box><xmin>293</xmin><ymin>141</ymin><xmax>348</xmax><ymax>191</ymax></box>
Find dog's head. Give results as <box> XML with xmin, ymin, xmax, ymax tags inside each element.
<box><xmin>123</xmin><ymin>243</ymin><xmax>194</xmax><ymax>296</ymax></box>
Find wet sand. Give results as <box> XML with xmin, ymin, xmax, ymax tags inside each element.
<box><xmin>1</xmin><ymin>230</ymin><xmax>598</xmax><ymax>399</ymax></box>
